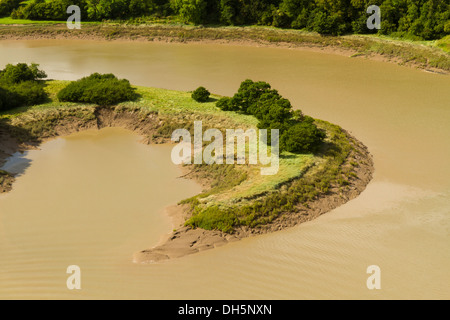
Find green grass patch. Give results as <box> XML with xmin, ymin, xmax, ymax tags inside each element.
<box><xmin>436</xmin><ymin>35</ymin><xmax>450</xmax><ymax>53</ymax></box>
<box><xmin>0</xmin><ymin>17</ymin><xmax>62</xmax><ymax>25</ymax></box>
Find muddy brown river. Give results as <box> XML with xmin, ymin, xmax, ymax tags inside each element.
<box><xmin>0</xmin><ymin>40</ymin><xmax>449</xmax><ymax>299</ymax></box>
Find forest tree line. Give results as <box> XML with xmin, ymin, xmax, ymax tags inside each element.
<box><xmin>0</xmin><ymin>0</ymin><xmax>449</xmax><ymax>39</ymax></box>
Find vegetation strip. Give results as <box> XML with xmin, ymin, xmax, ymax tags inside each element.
<box><xmin>1</xmin><ymin>0</ymin><xmax>449</xmax><ymax>40</ymax></box>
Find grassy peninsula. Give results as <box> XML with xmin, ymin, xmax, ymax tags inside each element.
<box><xmin>0</xmin><ymin>64</ymin><xmax>374</xmax><ymax>261</ymax></box>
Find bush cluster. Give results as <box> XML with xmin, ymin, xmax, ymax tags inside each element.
<box><xmin>0</xmin><ymin>63</ymin><xmax>48</xmax><ymax>111</ymax></box>
<box><xmin>216</xmin><ymin>79</ymin><xmax>325</xmax><ymax>153</ymax></box>
<box><xmin>57</xmin><ymin>73</ymin><xmax>137</xmax><ymax>106</ymax></box>
<box><xmin>191</xmin><ymin>86</ymin><xmax>210</xmax><ymax>103</ymax></box>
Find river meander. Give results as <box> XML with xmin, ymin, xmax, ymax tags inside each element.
<box><xmin>0</xmin><ymin>40</ymin><xmax>449</xmax><ymax>299</ymax></box>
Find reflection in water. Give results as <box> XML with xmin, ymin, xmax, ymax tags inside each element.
<box><xmin>2</xmin><ymin>152</ymin><xmax>33</xmax><ymax>177</ymax></box>
<box><xmin>0</xmin><ymin>40</ymin><xmax>449</xmax><ymax>299</ymax></box>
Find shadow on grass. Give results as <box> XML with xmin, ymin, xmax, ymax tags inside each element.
<box><xmin>278</xmin><ymin>141</ymin><xmax>339</xmax><ymax>159</ymax></box>
<box><xmin>0</xmin><ymin>116</ymin><xmax>37</xmax><ymax>143</ymax></box>
<box><xmin>316</xmin><ymin>141</ymin><xmax>341</xmax><ymax>157</ymax></box>
<box><xmin>0</xmin><ymin>105</ymin><xmax>32</xmax><ymax>117</ymax></box>
<box><xmin>0</xmin><ymin>118</ymin><xmax>34</xmax><ymax>176</ymax></box>
<box><xmin>279</xmin><ymin>153</ymin><xmax>298</xmax><ymax>159</ymax></box>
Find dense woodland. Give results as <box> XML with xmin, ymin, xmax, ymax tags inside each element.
<box><xmin>0</xmin><ymin>0</ymin><xmax>449</xmax><ymax>39</ymax></box>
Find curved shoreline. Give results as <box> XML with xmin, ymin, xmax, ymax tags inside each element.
<box><xmin>0</xmin><ymin>24</ymin><xmax>448</xmax><ymax>74</ymax></box>
<box><xmin>134</xmin><ymin>128</ymin><xmax>374</xmax><ymax>263</ymax></box>
<box><xmin>0</xmin><ymin>106</ymin><xmax>374</xmax><ymax>264</ymax></box>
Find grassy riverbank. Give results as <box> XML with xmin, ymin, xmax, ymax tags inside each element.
<box><xmin>0</xmin><ymin>23</ymin><xmax>449</xmax><ymax>73</ymax></box>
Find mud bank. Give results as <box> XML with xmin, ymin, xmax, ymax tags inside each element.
<box><xmin>134</xmin><ymin>127</ymin><xmax>374</xmax><ymax>263</ymax></box>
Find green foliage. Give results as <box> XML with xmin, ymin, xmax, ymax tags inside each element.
<box><xmin>10</xmin><ymin>81</ymin><xmax>48</xmax><ymax>106</ymax></box>
<box><xmin>57</xmin><ymin>73</ymin><xmax>137</xmax><ymax>105</ymax></box>
<box><xmin>217</xmin><ymin>79</ymin><xmax>325</xmax><ymax>154</ymax></box>
<box><xmin>12</xmin><ymin>0</ymin><xmax>78</xmax><ymax>20</ymax></box>
<box><xmin>0</xmin><ymin>0</ymin><xmax>21</xmax><ymax>17</ymax></box>
<box><xmin>252</xmin><ymin>93</ymin><xmax>292</xmax><ymax>123</ymax></box>
<box><xmin>0</xmin><ymin>63</ymin><xmax>47</xmax><ymax>84</ymax></box>
<box><xmin>191</xmin><ymin>86</ymin><xmax>210</xmax><ymax>102</ymax></box>
<box><xmin>232</xmin><ymin>80</ymin><xmax>279</xmax><ymax>115</ymax></box>
<box><xmin>216</xmin><ymin>97</ymin><xmax>234</xmax><ymax>111</ymax></box>
<box><xmin>6</xmin><ymin>0</ymin><xmax>449</xmax><ymax>39</ymax></box>
<box><xmin>12</xmin><ymin>0</ymin><xmax>170</xmax><ymax>21</ymax></box>
<box><xmin>0</xmin><ymin>63</ymin><xmax>48</xmax><ymax>111</ymax></box>
<box><xmin>281</xmin><ymin>120</ymin><xmax>326</xmax><ymax>153</ymax></box>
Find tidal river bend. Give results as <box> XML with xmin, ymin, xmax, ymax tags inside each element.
<box><xmin>0</xmin><ymin>40</ymin><xmax>449</xmax><ymax>299</ymax></box>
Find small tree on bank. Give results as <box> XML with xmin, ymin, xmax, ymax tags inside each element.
<box><xmin>192</xmin><ymin>86</ymin><xmax>210</xmax><ymax>103</ymax></box>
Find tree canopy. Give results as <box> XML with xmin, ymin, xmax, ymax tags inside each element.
<box><xmin>217</xmin><ymin>79</ymin><xmax>326</xmax><ymax>154</ymax></box>
<box><xmin>5</xmin><ymin>0</ymin><xmax>450</xmax><ymax>40</ymax></box>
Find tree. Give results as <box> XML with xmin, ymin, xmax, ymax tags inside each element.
<box><xmin>171</xmin><ymin>0</ymin><xmax>208</xmax><ymax>24</ymax></box>
<box><xmin>0</xmin><ymin>63</ymin><xmax>48</xmax><ymax>111</ymax></box>
<box><xmin>85</xmin><ymin>0</ymin><xmax>102</xmax><ymax>20</ymax></box>
<box><xmin>4</xmin><ymin>0</ymin><xmax>448</xmax><ymax>40</ymax></box>
<box><xmin>219</xmin><ymin>0</ymin><xmax>239</xmax><ymax>25</ymax></box>
<box><xmin>229</xmin><ymin>79</ymin><xmax>279</xmax><ymax>114</ymax></box>
<box><xmin>0</xmin><ymin>85</ymin><xmax>22</xmax><ymax>111</ymax></box>
<box><xmin>217</xmin><ymin>79</ymin><xmax>325</xmax><ymax>154</ymax></box>
<box><xmin>251</xmin><ymin>93</ymin><xmax>292</xmax><ymax>122</ymax></box>
<box><xmin>410</xmin><ymin>0</ymin><xmax>450</xmax><ymax>40</ymax></box>
<box><xmin>192</xmin><ymin>86</ymin><xmax>210</xmax><ymax>102</ymax></box>
<box><xmin>281</xmin><ymin>121</ymin><xmax>326</xmax><ymax>153</ymax></box>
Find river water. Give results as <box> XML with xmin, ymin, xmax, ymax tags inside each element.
<box><xmin>0</xmin><ymin>40</ymin><xmax>449</xmax><ymax>299</ymax></box>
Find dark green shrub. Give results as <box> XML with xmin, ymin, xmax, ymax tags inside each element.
<box><xmin>191</xmin><ymin>86</ymin><xmax>210</xmax><ymax>102</ymax></box>
<box><xmin>0</xmin><ymin>86</ymin><xmax>21</xmax><ymax>111</ymax></box>
<box><xmin>272</xmin><ymin>9</ymin><xmax>291</xmax><ymax>28</ymax></box>
<box><xmin>218</xmin><ymin>79</ymin><xmax>325</xmax><ymax>154</ymax></box>
<box><xmin>251</xmin><ymin>93</ymin><xmax>292</xmax><ymax>122</ymax></box>
<box><xmin>57</xmin><ymin>73</ymin><xmax>137</xmax><ymax>106</ymax></box>
<box><xmin>11</xmin><ymin>81</ymin><xmax>48</xmax><ymax>106</ymax></box>
<box><xmin>0</xmin><ymin>0</ymin><xmax>21</xmax><ymax>17</ymax></box>
<box><xmin>281</xmin><ymin>121</ymin><xmax>326</xmax><ymax>153</ymax></box>
<box><xmin>216</xmin><ymin>97</ymin><xmax>233</xmax><ymax>111</ymax></box>
<box><xmin>232</xmin><ymin>79</ymin><xmax>278</xmax><ymax>114</ymax></box>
